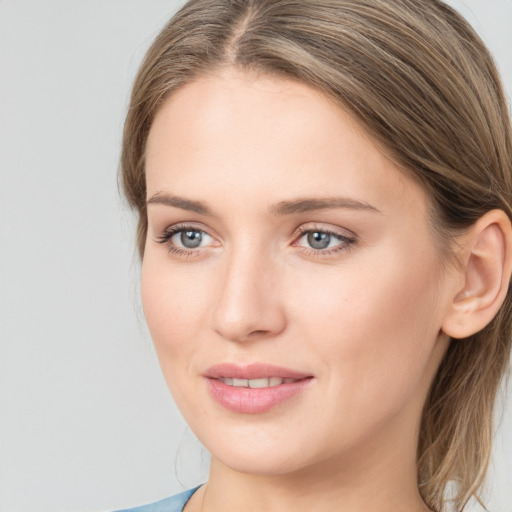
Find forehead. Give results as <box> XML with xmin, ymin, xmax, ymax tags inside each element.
<box><xmin>147</xmin><ymin>70</ymin><xmax>368</xmax><ymax>171</ymax></box>
<box><xmin>145</xmin><ymin>69</ymin><xmax>427</xmax><ymax>219</ymax></box>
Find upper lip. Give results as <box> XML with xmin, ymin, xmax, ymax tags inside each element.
<box><xmin>204</xmin><ymin>363</ymin><xmax>312</xmax><ymax>380</ymax></box>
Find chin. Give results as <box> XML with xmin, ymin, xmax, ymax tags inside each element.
<box><xmin>213</xmin><ymin>446</ymin><xmax>306</xmax><ymax>476</ymax></box>
<box><xmin>195</xmin><ymin>424</ymin><xmax>320</xmax><ymax>476</ymax></box>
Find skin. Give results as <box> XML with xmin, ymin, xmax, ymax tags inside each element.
<box><xmin>141</xmin><ymin>69</ymin><xmax>466</xmax><ymax>512</ymax></box>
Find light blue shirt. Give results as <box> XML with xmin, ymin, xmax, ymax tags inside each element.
<box><xmin>114</xmin><ymin>487</ymin><xmax>200</xmax><ymax>512</ymax></box>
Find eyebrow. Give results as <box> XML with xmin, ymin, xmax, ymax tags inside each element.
<box><xmin>146</xmin><ymin>193</ymin><xmax>381</xmax><ymax>216</ymax></box>
<box><xmin>147</xmin><ymin>193</ymin><xmax>213</xmax><ymax>215</ymax></box>
<box><xmin>269</xmin><ymin>197</ymin><xmax>381</xmax><ymax>216</ymax></box>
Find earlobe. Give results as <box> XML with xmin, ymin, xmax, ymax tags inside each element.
<box><xmin>441</xmin><ymin>210</ymin><xmax>512</xmax><ymax>340</ymax></box>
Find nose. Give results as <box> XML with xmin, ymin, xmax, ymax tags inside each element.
<box><xmin>211</xmin><ymin>246</ymin><xmax>287</xmax><ymax>343</ymax></box>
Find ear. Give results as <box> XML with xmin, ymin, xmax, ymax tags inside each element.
<box><xmin>441</xmin><ymin>209</ymin><xmax>512</xmax><ymax>339</ymax></box>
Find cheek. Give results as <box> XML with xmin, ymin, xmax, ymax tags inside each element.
<box><xmin>291</xmin><ymin>248</ymin><xmax>439</xmax><ymax>341</ymax></box>
<box><xmin>289</xmin><ymin>248</ymin><xmax>443</xmax><ymax>417</ymax></box>
<box><xmin>141</xmin><ymin>255</ymin><xmax>212</xmax><ymax>376</ymax></box>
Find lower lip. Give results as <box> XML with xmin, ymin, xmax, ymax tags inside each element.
<box><xmin>206</xmin><ymin>378</ymin><xmax>313</xmax><ymax>414</ymax></box>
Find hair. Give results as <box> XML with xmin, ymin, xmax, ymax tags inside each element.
<box><xmin>120</xmin><ymin>1</ymin><xmax>512</xmax><ymax>510</ymax></box>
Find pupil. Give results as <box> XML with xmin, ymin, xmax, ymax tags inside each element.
<box><xmin>181</xmin><ymin>230</ymin><xmax>202</xmax><ymax>248</ymax></box>
<box><xmin>308</xmin><ymin>231</ymin><xmax>330</xmax><ymax>249</ymax></box>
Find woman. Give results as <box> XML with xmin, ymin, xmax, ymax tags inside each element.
<box><xmin>117</xmin><ymin>0</ymin><xmax>512</xmax><ymax>511</ymax></box>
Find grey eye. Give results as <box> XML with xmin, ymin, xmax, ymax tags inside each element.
<box><xmin>307</xmin><ymin>231</ymin><xmax>331</xmax><ymax>249</ymax></box>
<box><xmin>180</xmin><ymin>230</ymin><xmax>203</xmax><ymax>248</ymax></box>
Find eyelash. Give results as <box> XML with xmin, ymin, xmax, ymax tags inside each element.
<box><xmin>155</xmin><ymin>223</ymin><xmax>207</xmax><ymax>258</ymax></box>
<box><xmin>293</xmin><ymin>225</ymin><xmax>357</xmax><ymax>257</ymax></box>
<box><xmin>155</xmin><ymin>223</ymin><xmax>357</xmax><ymax>258</ymax></box>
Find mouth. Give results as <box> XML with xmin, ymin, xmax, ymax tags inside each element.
<box><xmin>217</xmin><ymin>377</ymin><xmax>301</xmax><ymax>388</ymax></box>
<box><xmin>204</xmin><ymin>363</ymin><xmax>314</xmax><ymax>414</ymax></box>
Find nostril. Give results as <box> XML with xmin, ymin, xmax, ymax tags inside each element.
<box><xmin>233</xmin><ymin>329</ymin><xmax>272</xmax><ymax>344</ymax></box>
<box><xmin>249</xmin><ymin>330</ymin><xmax>267</xmax><ymax>337</ymax></box>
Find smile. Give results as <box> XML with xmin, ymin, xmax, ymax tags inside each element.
<box><xmin>218</xmin><ymin>377</ymin><xmax>299</xmax><ymax>388</ymax></box>
<box><xmin>204</xmin><ymin>363</ymin><xmax>314</xmax><ymax>414</ymax></box>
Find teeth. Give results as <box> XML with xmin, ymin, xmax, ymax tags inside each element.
<box><xmin>219</xmin><ymin>377</ymin><xmax>292</xmax><ymax>388</ymax></box>
<box><xmin>249</xmin><ymin>378</ymin><xmax>278</xmax><ymax>389</ymax></box>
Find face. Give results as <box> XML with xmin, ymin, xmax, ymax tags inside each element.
<box><xmin>142</xmin><ymin>70</ymin><xmax>455</xmax><ymax>477</ymax></box>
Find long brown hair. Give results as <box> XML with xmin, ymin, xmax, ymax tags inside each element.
<box><xmin>120</xmin><ymin>1</ymin><xmax>512</xmax><ymax>510</ymax></box>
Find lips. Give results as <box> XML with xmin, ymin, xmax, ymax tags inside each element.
<box><xmin>204</xmin><ymin>363</ymin><xmax>313</xmax><ymax>414</ymax></box>
<box><xmin>204</xmin><ymin>362</ymin><xmax>311</xmax><ymax>380</ymax></box>
<box><xmin>218</xmin><ymin>376</ymin><xmax>299</xmax><ymax>388</ymax></box>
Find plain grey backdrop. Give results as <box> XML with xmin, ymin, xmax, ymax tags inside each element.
<box><xmin>0</xmin><ymin>1</ymin><xmax>511</xmax><ymax>511</ymax></box>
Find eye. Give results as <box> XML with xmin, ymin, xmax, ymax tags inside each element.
<box><xmin>155</xmin><ymin>224</ymin><xmax>215</xmax><ymax>255</ymax></box>
<box><xmin>295</xmin><ymin>227</ymin><xmax>356</xmax><ymax>255</ymax></box>
<box><xmin>173</xmin><ymin>229</ymin><xmax>209</xmax><ymax>249</ymax></box>
<box><xmin>302</xmin><ymin>231</ymin><xmax>336</xmax><ymax>250</ymax></box>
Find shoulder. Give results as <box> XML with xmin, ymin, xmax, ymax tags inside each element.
<box><xmin>113</xmin><ymin>487</ymin><xmax>200</xmax><ymax>512</ymax></box>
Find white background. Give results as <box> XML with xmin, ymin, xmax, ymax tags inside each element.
<box><xmin>0</xmin><ymin>1</ymin><xmax>511</xmax><ymax>511</ymax></box>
